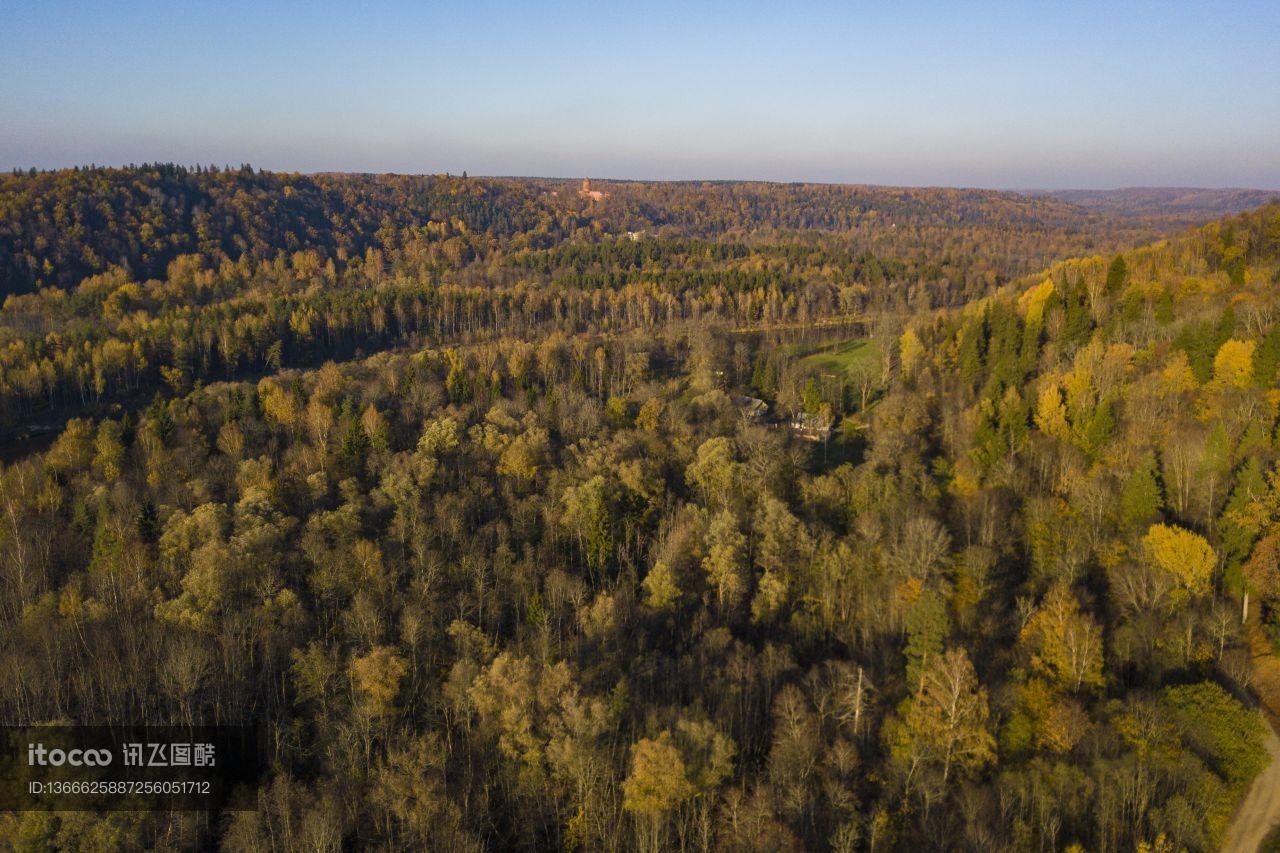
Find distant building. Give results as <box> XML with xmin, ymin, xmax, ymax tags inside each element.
<box><xmin>733</xmin><ymin>395</ymin><xmax>769</xmax><ymax>423</ymax></box>
<box><xmin>790</xmin><ymin>411</ymin><xmax>833</xmax><ymax>442</ymax></box>
<box><xmin>579</xmin><ymin>178</ymin><xmax>606</xmax><ymax>202</ymax></box>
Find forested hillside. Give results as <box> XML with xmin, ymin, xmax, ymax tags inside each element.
<box><xmin>1038</xmin><ymin>187</ymin><xmax>1280</xmax><ymax>222</ymax></box>
<box><xmin>0</xmin><ymin>166</ymin><xmax>573</xmax><ymax>298</ymax></box>
<box><xmin>1</xmin><ymin>169</ymin><xmax>1279</xmax><ymax>850</ymax></box>
<box><xmin>0</xmin><ymin>167</ymin><xmax>1213</xmax><ymax>443</ymax></box>
<box><xmin>0</xmin><ymin>165</ymin><xmax>1173</xmax><ymax>301</ymax></box>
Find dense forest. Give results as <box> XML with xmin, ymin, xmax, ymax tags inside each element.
<box><xmin>0</xmin><ymin>165</ymin><xmax>1179</xmax><ymax>300</ymax></box>
<box><xmin>0</xmin><ymin>167</ymin><xmax>1215</xmax><ymax>443</ymax></box>
<box><xmin>2</xmin><ymin>166</ymin><xmax>1280</xmax><ymax>851</ymax></box>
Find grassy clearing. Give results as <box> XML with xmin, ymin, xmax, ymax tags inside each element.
<box><xmin>796</xmin><ymin>337</ymin><xmax>881</xmax><ymax>375</ymax></box>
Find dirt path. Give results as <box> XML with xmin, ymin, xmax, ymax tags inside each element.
<box><xmin>1223</xmin><ymin>713</ymin><xmax>1280</xmax><ymax>852</ymax></box>
<box><xmin>1218</xmin><ymin>712</ymin><xmax>1280</xmax><ymax>850</ymax></box>
<box><xmin>1224</xmin><ymin>622</ymin><xmax>1280</xmax><ymax>853</ymax></box>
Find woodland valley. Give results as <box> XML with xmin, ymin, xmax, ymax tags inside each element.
<box><xmin>3</xmin><ymin>165</ymin><xmax>1280</xmax><ymax>851</ymax></box>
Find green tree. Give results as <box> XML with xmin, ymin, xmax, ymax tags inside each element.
<box><xmin>561</xmin><ymin>476</ymin><xmax>613</xmax><ymax>575</ymax></box>
<box><xmin>904</xmin><ymin>588</ymin><xmax>949</xmax><ymax>692</ymax></box>
<box><xmin>802</xmin><ymin>377</ymin><xmax>824</xmax><ymax>415</ymax></box>
<box><xmin>1105</xmin><ymin>255</ymin><xmax>1128</xmax><ymax>294</ymax></box>
<box><xmin>1119</xmin><ymin>454</ymin><xmax>1164</xmax><ymax>529</ymax></box>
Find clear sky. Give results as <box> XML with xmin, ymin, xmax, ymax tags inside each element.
<box><xmin>3</xmin><ymin>0</ymin><xmax>1278</xmax><ymax>188</ymax></box>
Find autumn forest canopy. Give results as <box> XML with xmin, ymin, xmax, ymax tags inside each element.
<box><xmin>3</xmin><ymin>165</ymin><xmax>1280</xmax><ymax>850</ymax></box>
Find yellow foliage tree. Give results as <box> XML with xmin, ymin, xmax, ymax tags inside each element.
<box><xmin>623</xmin><ymin>732</ymin><xmax>693</xmax><ymax>816</ymax></box>
<box><xmin>623</xmin><ymin>731</ymin><xmax>694</xmax><ymax>850</ymax></box>
<box><xmin>496</xmin><ymin>427</ymin><xmax>548</xmax><ymax>482</ymax></box>
<box><xmin>884</xmin><ymin>648</ymin><xmax>995</xmax><ymax>802</ymax></box>
<box><xmin>641</xmin><ymin>561</ymin><xmax>681</xmax><ymax>612</ymax></box>
<box><xmin>1018</xmin><ymin>279</ymin><xmax>1055</xmax><ymax>327</ymax></box>
<box><xmin>1160</xmin><ymin>351</ymin><xmax>1199</xmax><ymax>395</ymax></box>
<box><xmin>1019</xmin><ymin>581</ymin><xmax>1104</xmax><ymax>692</ymax></box>
<box><xmin>258</xmin><ymin>378</ymin><xmax>300</xmax><ymax>433</ymax></box>
<box><xmin>350</xmin><ymin>646</ymin><xmax>409</xmax><ymax>718</ymax></box>
<box><xmin>1034</xmin><ymin>382</ymin><xmax>1071</xmax><ymax>441</ymax></box>
<box><xmin>1017</xmin><ymin>679</ymin><xmax>1089</xmax><ymax>754</ymax></box>
<box><xmin>900</xmin><ymin>328</ymin><xmax>926</xmax><ymax>380</ymax></box>
<box><xmin>1143</xmin><ymin>523</ymin><xmax>1215</xmax><ymax>598</ymax></box>
<box><xmin>635</xmin><ymin>397</ymin><xmax>663</xmax><ymax>432</ymax></box>
<box><xmin>1213</xmin><ymin>338</ymin><xmax>1256</xmax><ymax>388</ymax></box>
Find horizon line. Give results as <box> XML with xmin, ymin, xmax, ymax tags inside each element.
<box><xmin>6</xmin><ymin>162</ymin><xmax>1280</xmax><ymax>195</ymax></box>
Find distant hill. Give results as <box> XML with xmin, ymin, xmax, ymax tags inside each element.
<box><xmin>1029</xmin><ymin>187</ymin><xmax>1280</xmax><ymax>220</ymax></box>
<box><xmin>0</xmin><ymin>166</ymin><xmax>1150</xmax><ymax>299</ymax></box>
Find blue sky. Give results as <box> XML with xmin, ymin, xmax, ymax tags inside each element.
<box><xmin>3</xmin><ymin>0</ymin><xmax>1278</xmax><ymax>187</ymax></box>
